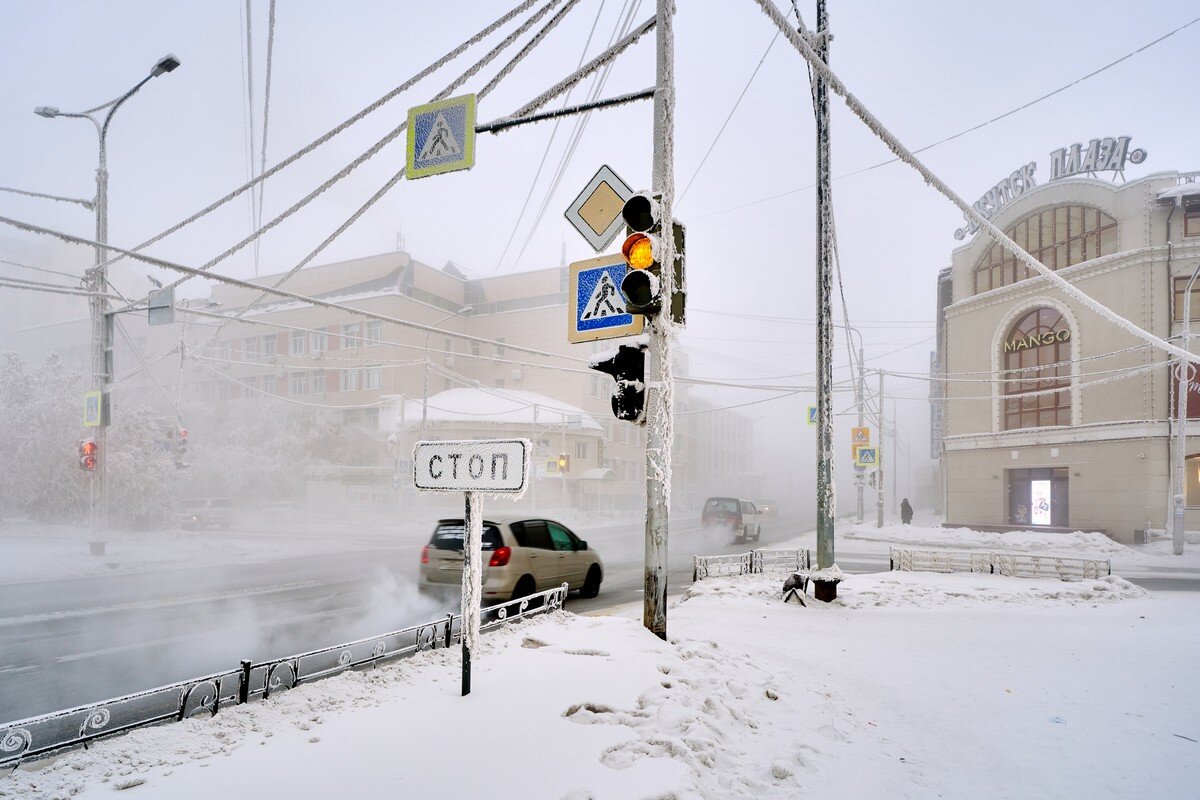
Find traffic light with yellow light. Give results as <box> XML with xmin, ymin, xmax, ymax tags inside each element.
<box><xmin>557</xmin><ymin>454</ymin><xmax>570</xmax><ymax>473</ymax></box>
<box><xmin>618</xmin><ymin>192</ymin><xmax>685</xmax><ymax>323</ymax></box>
<box><xmin>589</xmin><ymin>343</ymin><xmax>647</xmax><ymax>423</ymax></box>
<box><xmin>79</xmin><ymin>439</ymin><xmax>97</xmax><ymax>471</ymax></box>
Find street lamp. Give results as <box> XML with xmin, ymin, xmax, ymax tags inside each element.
<box><xmin>420</xmin><ymin>305</ymin><xmax>473</xmax><ymax>440</ymax></box>
<box><xmin>35</xmin><ymin>52</ymin><xmax>181</xmax><ymax>539</ymax></box>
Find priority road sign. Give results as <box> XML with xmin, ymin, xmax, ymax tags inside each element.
<box><xmin>406</xmin><ymin>94</ymin><xmax>476</xmax><ymax>180</ymax></box>
<box><xmin>564</xmin><ymin>165</ymin><xmax>634</xmax><ymax>252</ymax></box>
<box><xmin>567</xmin><ymin>253</ymin><xmax>644</xmax><ymax>343</ymax></box>
<box><xmin>852</xmin><ymin>426</ymin><xmax>870</xmax><ymax>444</ymax></box>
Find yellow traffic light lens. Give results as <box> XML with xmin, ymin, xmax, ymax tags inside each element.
<box><xmin>622</xmin><ymin>233</ymin><xmax>655</xmax><ymax>269</ymax></box>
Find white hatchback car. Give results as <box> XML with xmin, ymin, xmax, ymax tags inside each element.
<box><xmin>419</xmin><ymin>514</ymin><xmax>603</xmax><ymax>603</ymax></box>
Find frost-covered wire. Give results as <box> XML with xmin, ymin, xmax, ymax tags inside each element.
<box><xmin>0</xmin><ymin>185</ymin><xmax>93</xmax><ymax>210</ymax></box>
<box><xmin>256</xmin><ymin>0</ymin><xmax>278</xmax><ymax>274</ymax></box>
<box><xmin>100</xmin><ymin>0</ymin><xmax>542</xmax><ymax>293</ymax></box>
<box><xmin>752</xmin><ymin>0</ymin><xmax>1200</xmax><ymax>366</ymax></box>
<box><xmin>0</xmin><ymin>278</ymin><xmax>101</xmax><ymax>298</ymax></box>
<box><xmin>0</xmin><ymin>257</ymin><xmax>82</xmax><ymax>281</ymax></box>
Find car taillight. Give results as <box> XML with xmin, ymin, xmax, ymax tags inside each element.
<box><xmin>489</xmin><ymin>546</ymin><xmax>511</xmax><ymax>567</ymax></box>
<box><xmin>420</xmin><ymin>545</ymin><xmax>429</xmax><ymax>564</ymax></box>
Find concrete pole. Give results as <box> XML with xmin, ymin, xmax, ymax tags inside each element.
<box><xmin>642</xmin><ymin>0</ymin><xmax>676</xmax><ymax>638</ymax></box>
<box><xmin>856</xmin><ymin>344</ymin><xmax>865</xmax><ymax>524</ymax></box>
<box><xmin>812</xmin><ymin>0</ymin><xmax>837</xmax><ymax>603</ymax></box>
<box><xmin>877</xmin><ymin>370</ymin><xmax>885</xmax><ymax>528</ymax></box>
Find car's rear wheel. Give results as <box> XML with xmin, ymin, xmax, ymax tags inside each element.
<box><xmin>753</xmin><ymin>525</ymin><xmax>762</xmax><ymax>543</ymax></box>
<box><xmin>579</xmin><ymin>565</ymin><xmax>602</xmax><ymax>598</ymax></box>
<box><xmin>511</xmin><ymin>575</ymin><xmax>536</xmax><ymax>602</ymax></box>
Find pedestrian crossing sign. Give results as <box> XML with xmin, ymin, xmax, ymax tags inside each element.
<box><xmin>567</xmin><ymin>253</ymin><xmax>643</xmax><ymax>343</ymax></box>
<box><xmin>806</xmin><ymin>405</ymin><xmax>817</xmax><ymax>425</ymax></box>
<box><xmin>406</xmin><ymin>94</ymin><xmax>476</xmax><ymax>179</ymax></box>
<box><xmin>855</xmin><ymin>446</ymin><xmax>879</xmax><ymax>467</ymax></box>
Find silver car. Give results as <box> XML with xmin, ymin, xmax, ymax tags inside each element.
<box><xmin>419</xmin><ymin>514</ymin><xmax>603</xmax><ymax>602</ymax></box>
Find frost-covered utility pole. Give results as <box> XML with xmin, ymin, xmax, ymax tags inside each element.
<box><xmin>812</xmin><ymin>0</ymin><xmax>837</xmax><ymax>601</ymax></box>
<box><xmin>644</xmin><ymin>0</ymin><xmax>677</xmax><ymax>638</ymax></box>
<box><xmin>877</xmin><ymin>369</ymin><xmax>885</xmax><ymax>528</ymax></box>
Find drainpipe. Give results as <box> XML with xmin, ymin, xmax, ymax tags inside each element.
<box><xmin>1165</xmin><ymin>204</ymin><xmax>1177</xmax><ymax>537</ymax></box>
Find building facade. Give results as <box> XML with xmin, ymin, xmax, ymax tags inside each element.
<box><xmin>936</xmin><ymin>164</ymin><xmax>1200</xmax><ymax>543</ymax></box>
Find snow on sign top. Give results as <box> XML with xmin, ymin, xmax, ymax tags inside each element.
<box><xmin>412</xmin><ymin>439</ymin><xmax>529</xmax><ymax>494</ymax></box>
<box><xmin>406</xmin><ymin>94</ymin><xmax>476</xmax><ymax>180</ymax></box>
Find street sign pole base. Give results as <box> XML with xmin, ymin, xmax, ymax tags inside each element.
<box><xmin>813</xmin><ymin>579</ymin><xmax>840</xmax><ymax>603</ymax></box>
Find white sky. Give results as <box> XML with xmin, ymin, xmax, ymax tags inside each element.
<box><xmin>1</xmin><ymin>0</ymin><xmax>1197</xmax><ymax>501</ymax></box>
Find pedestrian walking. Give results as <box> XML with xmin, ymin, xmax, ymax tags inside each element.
<box><xmin>900</xmin><ymin>498</ymin><xmax>913</xmax><ymax>525</ymax></box>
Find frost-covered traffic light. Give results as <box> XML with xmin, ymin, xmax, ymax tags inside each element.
<box><xmin>557</xmin><ymin>454</ymin><xmax>570</xmax><ymax>473</ymax></box>
<box><xmin>618</xmin><ymin>192</ymin><xmax>685</xmax><ymax>324</ymax></box>
<box><xmin>79</xmin><ymin>439</ymin><xmax>97</xmax><ymax>471</ymax></box>
<box><xmin>175</xmin><ymin>427</ymin><xmax>189</xmax><ymax>467</ymax></box>
<box><xmin>589</xmin><ymin>343</ymin><xmax>646</xmax><ymax>423</ymax></box>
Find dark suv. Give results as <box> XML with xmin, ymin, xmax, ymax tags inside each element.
<box><xmin>701</xmin><ymin>496</ymin><xmax>762</xmax><ymax>543</ymax></box>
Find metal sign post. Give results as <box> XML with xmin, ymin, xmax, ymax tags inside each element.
<box><xmin>412</xmin><ymin>439</ymin><xmax>529</xmax><ymax>696</ymax></box>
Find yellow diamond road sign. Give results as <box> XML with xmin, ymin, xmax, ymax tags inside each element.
<box><xmin>565</xmin><ymin>165</ymin><xmax>633</xmax><ymax>252</ymax></box>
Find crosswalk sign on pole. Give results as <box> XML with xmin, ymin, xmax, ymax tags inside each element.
<box><xmin>406</xmin><ymin>94</ymin><xmax>476</xmax><ymax>179</ymax></box>
<box><xmin>806</xmin><ymin>405</ymin><xmax>817</xmax><ymax>425</ymax></box>
<box><xmin>567</xmin><ymin>253</ymin><xmax>644</xmax><ymax>343</ymax></box>
<box><xmin>854</xmin><ymin>446</ymin><xmax>879</xmax><ymax>468</ymax></box>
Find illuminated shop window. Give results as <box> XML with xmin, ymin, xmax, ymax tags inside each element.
<box><xmin>1002</xmin><ymin>307</ymin><xmax>1072</xmax><ymax>430</ymax></box>
<box><xmin>974</xmin><ymin>205</ymin><xmax>1117</xmax><ymax>294</ymax></box>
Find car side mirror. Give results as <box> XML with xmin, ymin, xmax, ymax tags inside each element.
<box><xmin>577</xmin><ymin>540</ymin><xmax>588</xmax><ymax>551</ymax></box>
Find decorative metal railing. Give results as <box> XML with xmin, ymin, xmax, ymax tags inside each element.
<box><xmin>0</xmin><ymin>584</ymin><xmax>568</xmax><ymax>775</ymax></box>
<box><xmin>889</xmin><ymin>547</ymin><xmax>1112</xmax><ymax>580</ymax></box>
<box><xmin>693</xmin><ymin>548</ymin><xmax>812</xmax><ymax>581</ymax></box>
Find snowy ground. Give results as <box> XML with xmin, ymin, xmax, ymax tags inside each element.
<box><xmin>3</xmin><ymin>567</ymin><xmax>1195</xmax><ymax>799</ymax></box>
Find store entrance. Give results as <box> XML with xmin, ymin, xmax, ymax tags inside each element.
<box><xmin>1007</xmin><ymin>468</ymin><xmax>1069</xmax><ymax>527</ymax></box>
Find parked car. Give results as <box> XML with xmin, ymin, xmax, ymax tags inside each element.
<box><xmin>701</xmin><ymin>496</ymin><xmax>762</xmax><ymax>543</ymax></box>
<box><xmin>756</xmin><ymin>499</ymin><xmax>778</xmax><ymax>518</ymax></box>
<box><xmin>177</xmin><ymin>497</ymin><xmax>234</xmax><ymax>531</ymax></box>
<box><xmin>418</xmin><ymin>514</ymin><xmax>603</xmax><ymax>603</ymax></box>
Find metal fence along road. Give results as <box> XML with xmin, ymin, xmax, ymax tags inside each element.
<box><xmin>0</xmin><ymin>584</ymin><xmax>568</xmax><ymax>775</ymax></box>
<box><xmin>692</xmin><ymin>548</ymin><xmax>812</xmax><ymax>581</ymax></box>
<box><xmin>889</xmin><ymin>547</ymin><xmax>1113</xmax><ymax>580</ymax></box>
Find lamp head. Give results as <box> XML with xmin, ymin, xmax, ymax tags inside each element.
<box><xmin>458</xmin><ymin>305</ymin><xmax>474</xmax><ymax>315</ymax></box>
<box><xmin>152</xmin><ymin>54</ymin><xmax>181</xmax><ymax>77</ymax></box>
<box><xmin>34</xmin><ymin>106</ymin><xmax>60</xmax><ymax>118</ymax></box>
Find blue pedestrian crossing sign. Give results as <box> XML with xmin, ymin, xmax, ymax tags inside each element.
<box><xmin>855</xmin><ymin>446</ymin><xmax>879</xmax><ymax>468</ymax></box>
<box><xmin>806</xmin><ymin>405</ymin><xmax>817</xmax><ymax>425</ymax></box>
<box><xmin>567</xmin><ymin>254</ymin><xmax>643</xmax><ymax>344</ymax></box>
<box><xmin>406</xmin><ymin>94</ymin><xmax>476</xmax><ymax>179</ymax></box>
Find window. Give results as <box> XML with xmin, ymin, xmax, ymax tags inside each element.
<box><xmin>343</xmin><ymin>323</ymin><xmax>361</xmax><ymax>347</ymax></box>
<box><xmin>470</xmin><ymin>341</ymin><xmax>480</xmax><ymax>357</ymax></box>
<box><xmin>311</xmin><ymin>370</ymin><xmax>326</xmax><ymax>393</ymax></box>
<box><xmin>1172</xmin><ymin>277</ymin><xmax>1200</xmax><ymax>322</ymax></box>
<box><xmin>494</xmin><ymin>378</ymin><xmax>505</xmax><ymax>388</ymax></box>
<box><xmin>494</xmin><ymin>337</ymin><xmax>506</xmax><ymax>358</ymax></box>
<box><xmin>575</xmin><ymin>441</ymin><xmax>588</xmax><ymax>460</ymax></box>
<box><xmin>366</xmin><ymin>320</ymin><xmax>382</xmax><ymax>345</ymax></box>
<box><xmin>511</xmin><ymin>520</ymin><xmax>552</xmax><ymax>549</ymax></box>
<box><xmin>341</xmin><ymin>369</ymin><xmax>360</xmax><ymax>391</ymax></box>
<box><xmin>290</xmin><ymin>331</ymin><xmax>306</xmax><ymax>356</ymax></box>
<box><xmin>262</xmin><ymin>336</ymin><xmax>276</xmax><ymax>357</ymax></box>
<box><xmin>243</xmin><ymin>337</ymin><xmax>259</xmax><ymax>357</ymax></box>
<box><xmin>1001</xmin><ymin>307</ymin><xmax>1071</xmax><ymax>430</ymax></box>
<box><xmin>547</xmin><ymin>521</ymin><xmax>576</xmax><ymax>552</ymax></box>
<box><xmin>973</xmin><ymin>205</ymin><xmax>1117</xmax><ymax>294</ymax></box>
<box><xmin>1187</xmin><ymin>455</ymin><xmax>1200</xmax><ymax>507</ymax></box>
<box><xmin>263</xmin><ymin>375</ymin><xmax>277</xmax><ymax>395</ymax></box>
<box><xmin>244</xmin><ymin>376</ymin><xmax>258</xmax><ymax>396</ymax></box>
<box><xmin>290</xmin><ymin>371</ymin><xmax>307</xmax><ymax>395</ymax></box>
<box><xmin>365</xmin><ymin>407</ymin><xmax>379</xmax><ymax>429</ymax></box>
<box><xmin>1185</xmin><ymin>207</ymin><xmax>1200</xmax><ymax>238</ymax></box>
<box><xmin>310</xmin><ymin>331</ymin><xmax>328</xmax><ymax>353</ymax></box>
<box><xmin>364</xmin><ymin>365</ymin><xmax>382</xmax><ymax>390</ymax></box>
<box><xmin>217</xmin><ymin>342</ymin><xmax>230</xmax><ymax>361</ymax></box>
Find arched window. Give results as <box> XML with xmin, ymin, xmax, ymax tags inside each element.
<box><xmin>974</xmin><ymin>205</ymin><xmax>1117</xmax><ymax>294</ymax></box>
<box><xmin>1002</xmin><ymin>307</ymin><xmax>1071</xmax><ymax>430</ymax></box>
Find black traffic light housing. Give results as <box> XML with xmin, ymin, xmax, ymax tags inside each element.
<box><xmin>618</xmin><ymin>192</ymin><xmax>685</xmax><ymax>324</ymax></box>
<box><xmin>557</xmin><ymin>453</ymin><xmax>570</xmax><ymax>473</ymax></box>
<box><xmin>589</xmin><ymin>343</ymin><xmax>647</xmax><ymax>423</ymax></box>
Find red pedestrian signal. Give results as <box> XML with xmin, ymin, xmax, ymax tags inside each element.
<box><xmin>79</xmin><ymin>439</ymin><xmax>97</xmax><ymax>471</ymax></box>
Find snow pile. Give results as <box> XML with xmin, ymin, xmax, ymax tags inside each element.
<box><xmin>844</xmin><ymin>521</ymin><xmax>1129</xmax><ymax>557</ymax></box>
<box><xmin>3</xmin><ymin>571</ymin><xmax>1194</xmax><ymax>800</ymax></box>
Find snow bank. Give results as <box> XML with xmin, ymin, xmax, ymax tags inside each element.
<box><xmin>844</xmin><ymin>521</ymin><xmax>1129</xmax><ymax>557</ymax></box>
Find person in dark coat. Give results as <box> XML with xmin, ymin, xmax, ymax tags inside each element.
<box><xmin>900</xmin><ymin>498</ymin><xmax>913</xmax><ymax>525</ymax></box>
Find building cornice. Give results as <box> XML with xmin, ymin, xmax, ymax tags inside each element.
<box><xmin>943</xmin><ymin>419</ymin><xmax>1170</xmax><ymax>451</ymax></box>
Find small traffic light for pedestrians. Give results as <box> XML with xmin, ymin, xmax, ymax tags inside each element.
<box><xmin>557</xmin><ymin>454</ymin><xmax>570</xmax><ymax>473</ymax></box>
<box><xmin>79</xmin><ymin>439</ymin><xmax>97</xmax><ymax>471</ymax></box>
<box><xmin>589</xmin><ymin>343</ymin><xmax>647</xmax><ymax>423</ymax></box>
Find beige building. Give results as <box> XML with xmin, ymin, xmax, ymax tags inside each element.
<box><xmin>7</xmin><ymin>248</ymin><xmax>754</xmax><ymax>512</ymax></box>
<box><xmin>937</xmin><ymin>164</ymin><xmax>1200</xmax><ymax>543</ymax></box>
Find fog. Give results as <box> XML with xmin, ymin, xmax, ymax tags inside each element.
<box><xmin>1</xmin><ymin>1</ymin><xmax>1196</xmax><ymax>722</ymax></box>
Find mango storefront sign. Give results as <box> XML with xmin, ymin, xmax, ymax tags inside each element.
<box><xmin>1004</xmin><ymin>328</ymin><xmax>1070</xmax><ymax>353</ymax></box>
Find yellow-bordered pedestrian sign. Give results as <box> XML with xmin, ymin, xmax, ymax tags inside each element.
<box><xmin>83</xmin><ymin>391</ymin><xmax>102</xmax><ymax>428</ymax></box>
<box><xmin>852</xmin><ymin>426</ymin><xmax>870</xmax><ymax>444</ymax></box>
<box><xmin>854</xmin><ymin>446</ymin><xmax>879</xmax><ymax>468</ymax></box>
<box><xmin>806</xmin><ymin>405</ymin><xmax>817</xmax><ymax>425</ymax></box>
<box><xmin>406</xmin><ymin>94</ymin><xmax>476</xmax><ymax>179</ymax></box>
